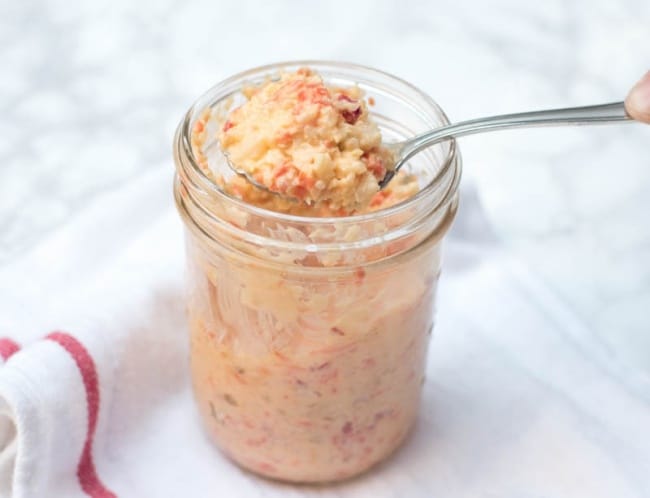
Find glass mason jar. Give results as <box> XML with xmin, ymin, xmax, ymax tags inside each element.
<box><xmin>173</xmin><ymin>61</ymin><xmax>461</xmax><ymax>483</ymax></box>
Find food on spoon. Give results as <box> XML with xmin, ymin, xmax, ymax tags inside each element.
<box><xmin>219</xmin><ymin>68</ymin><xmax>396</xmax><ymax>213</ymax></box>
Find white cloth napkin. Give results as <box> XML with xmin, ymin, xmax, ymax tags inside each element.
<box><xmin>0</xmin><ymin>168</ymin><xmax>188</xmax><ymax>498</ymax></box>
<box><xmin>0</xmin><ymin>167</ymin><xmax>647</xmax><ymax>498</ymax></box>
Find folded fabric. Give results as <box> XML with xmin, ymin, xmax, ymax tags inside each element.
<box><xmin>0</xmin><ymin>167</ymin><xmax>647</xmax><ymax>498</ymax></box>
<box><xmin>0</xmin><ymin>167</ymin><xmax>187</xmax><ymax>498</ymax></box>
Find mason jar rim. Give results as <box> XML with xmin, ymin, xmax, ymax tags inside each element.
<box><xmin>175</xmin><ymin>60</ymin><xmax>460</xmax><ymax>226</ymax></box>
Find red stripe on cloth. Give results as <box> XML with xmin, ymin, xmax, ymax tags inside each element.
<box><xmin>0</xmin><ymin>338</ymin><xmax>20</xmax><ymax>361</ymax></box>
<box><xmin>46</xmin><ymin>332</ymin><xmax>117</xmax><ymax>498</ymax></box>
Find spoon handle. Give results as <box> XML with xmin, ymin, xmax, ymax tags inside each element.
<box><xmin>401</xmin><ymin>101</ymin><xmax>631</xmax><ymax>161</ymax></box>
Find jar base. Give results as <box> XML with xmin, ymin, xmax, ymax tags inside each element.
<box><xmin>210</xmin><ymin>420</ymin><xmax>416</xmax><ymax>484</ymax></box>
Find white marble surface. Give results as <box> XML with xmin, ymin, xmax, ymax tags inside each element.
<box><xmin>1</xmin><ymin>0</ymin><xmax>649</xmax><ymax>496</ymax></box>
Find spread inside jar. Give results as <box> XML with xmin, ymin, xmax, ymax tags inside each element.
<box><xmin>181</xmin><ymin>67</ymin><xmax>447</xmax><ymax>483</ymax></box>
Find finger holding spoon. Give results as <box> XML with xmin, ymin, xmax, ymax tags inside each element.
<box><xmin>625</xmin><ymin>71</ymin><xmax>650</xmax><ymax>124</ymax></box>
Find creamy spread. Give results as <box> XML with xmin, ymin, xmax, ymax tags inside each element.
<box><xmin>181</xmin><ymin>67</ymin><xmax>443</xmax><ymax>483</ymax></box>
<box><xmin>215</xmin><ymin>169</ymin><xmax>419</xmax><ymax>217</ymax></box>
<box><xmin>188</xmin><ymin>246</ymin><xmax>438</xmax><ymax>482</ymax></box>
<box><xmin>218</xmin><ymin>68</ymin><xmax>396</xmax><ymax>213</ymax></box>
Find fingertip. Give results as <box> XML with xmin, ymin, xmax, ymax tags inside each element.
<box><xmin>625</xmin><ymin>71</ymin><xmax>650</xmax><ymax>123</ymax></box>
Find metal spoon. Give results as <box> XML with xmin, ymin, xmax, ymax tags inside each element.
<box><xmin>224</xmin><ymin>101</ymin><xmax>631</xmax><ymax>195</ymax></box>
<box><xmin>379</xmin><ymin>101</ymin><xmax>631</xmax><ymax>188</ymax></box>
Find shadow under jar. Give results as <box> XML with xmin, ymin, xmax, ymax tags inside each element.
<box><xmin>173</xmin><ymin>61</ymin><xmax>461</xmax><ymax>483</ymax></box>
